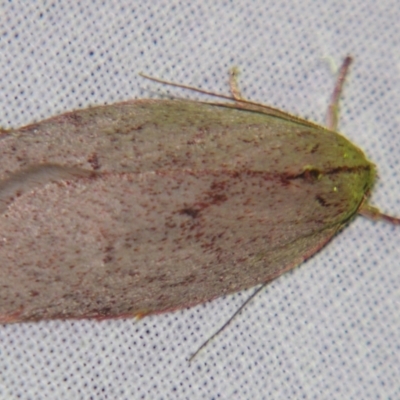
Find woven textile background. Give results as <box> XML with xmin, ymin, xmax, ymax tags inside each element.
<box><xmin>0</xmin><ymin>1</ymin><xmax>399</xmax><ymax>399</ymax></box>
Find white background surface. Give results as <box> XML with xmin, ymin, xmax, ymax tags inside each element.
<box><xmin>0</xmin><ymin>1</ymin><xmax>399</xmax><ymax>399</ymax></box>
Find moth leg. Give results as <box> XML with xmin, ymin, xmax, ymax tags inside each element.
<box><xmin>359</xmin><ymin>202</ymin><xmax>400</xmax><ymax>224</ymax></box>
<box><xmin>326</xmin><ymin>56</ymin><xmax>353</xmax><ymax>131</ymax></box>
<box><xmin>229</xmin><ymin>67</ymin><xmax>245</xmax><ymax>101</ymax></box>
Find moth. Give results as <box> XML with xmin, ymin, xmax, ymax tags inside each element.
<box><xmin>0</xmin><ymin>57</ymin><xmax>398</xmax><ymax>357</ymax></box>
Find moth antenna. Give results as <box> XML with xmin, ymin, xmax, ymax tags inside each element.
<box><xmin>139</xmin><ymin>72</ymin><xmax>322</xmax><ymax>129</ymax></box>
<box><xmin>140</xmin><ymin>72</ymin><xmax>229</xmax><ymax>99</ymax></box>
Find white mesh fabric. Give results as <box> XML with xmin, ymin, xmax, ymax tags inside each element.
<box><xmin>0</xmin><ymin>1</ymin><xmax>399</xmax><ymax>399</ymax></box>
